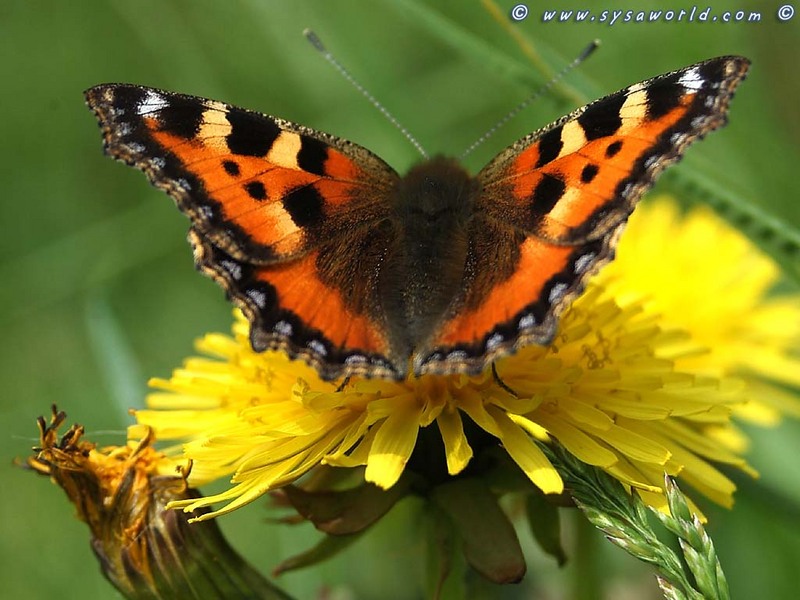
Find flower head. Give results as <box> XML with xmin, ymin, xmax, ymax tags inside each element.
<box><xmin>27</xmin><ymin>407</ymin><xmax>285</xmax><ymax>599</ymax></box>
<box><xmin>602</xmin><ymin>199</ymin><xmax>800</xmax><ymax>425</ymax></box>
<box><xmin>131</xmin><ymin>198</ymin><xmax>799</xmax><ymax>521</ymax></box>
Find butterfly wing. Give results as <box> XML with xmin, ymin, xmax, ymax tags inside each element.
<box><xmin>86</xmin><ymin>84</ymin><xmax>403</xmax><ymax>379</ymax></box>
<box><xmin>415</xmin><ymin>56</ymin><xmax>750</xmax><ymax>376</ymax></box>
<box><xmin>190</xmin><ymin>225</ymin><xmax>402</xmax><ymax>380</ymax></box>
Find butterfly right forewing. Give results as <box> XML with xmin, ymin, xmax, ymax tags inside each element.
<box><xmin>415</xmin><ymin>56</ymin><xmax>750</xmax><ymax>377</ymax></box>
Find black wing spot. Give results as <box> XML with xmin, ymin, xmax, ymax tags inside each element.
<box><xmin>530</xmin><ymin>174</ymin><xmax>566</xmax><ymax>221</ymax></box>
<box><xmin>297</xmin><ymin>137</ymin><xmax>329</xmax><ymax>176</ymax></box>
<box><xmin>645</xmin><ymin>80</ymin><xmax>685</xmax><ymax>119</ymax></box>
<box><xmin>580</xmin><ymin>164</ymin><xmax>599</xmax><ymax>184</ymax></box>
<box><xmin>226</xmin><ymin>108</ymin><xmax>280</xmax><ymax>157</ymax></box>
<box><xmin>157</xmin><ymin>96</ymin><xmax>205</xmax><ymax>140</ymax></box>
<box><xmin>223</xmin><ymin>160</ymin><xmax>240</xmax><ymax>176</ymax></box>
<box><xmin>283</xmin><ymin>185</ymin><xmax>325</xmax><ymax>228</ymax></box>
<box><xmin>605</xmin><ymin>140</ymin><xmax>623</xmax><ymax>158</ymax></box>
<box><xmin>578</xmin><ymin>94</ymin><xmax>626</xmax><ymax>140</ymax></box>
<box><xmin>536</xmin><ymin>126</ymin><xmax>564</xmax><ymax>168</ymax></box>
<box><xmin>244</xmin><ymin>181</ymin><xmax>267</xmax><ymax>201</ymax></box>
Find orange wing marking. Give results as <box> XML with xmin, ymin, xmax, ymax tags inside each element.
<box><xmin>436</xmin><ymin>239</ymin><xmax>574</xmax><ymax>345</ymax></box>
<box><xmin>254</xmin><ymin>253</ymin><xmax>389</xmax><ymax>353</ymax></box>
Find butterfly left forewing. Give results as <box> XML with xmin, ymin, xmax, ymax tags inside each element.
<box><xmin>416</xmin><ymin>56</ymin><xmax>750</xmax><ymax>377</ymax></box>
<box><xmin>85</xmin><ymin>84</ymin><xmax>398</xmax><ymax>263</ymax></box>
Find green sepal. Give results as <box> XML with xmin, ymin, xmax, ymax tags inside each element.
<box><xmin>282</xmin><ymin>475</ymin><xmax>411</xmax><ymax>535</ymax></box>
<box><xmin>525</xmin><ymin>491</ymin><xmax>567</xmax><ymax>566</ymax></box>
<box><xmin>430</xmin><ymin>477</ymin><xmax>525</xmax><ymax>584</ymax></box>
<box><xmin>271</xmin><ymin>531</ymin><xmax>364</xmax><ymax>577</ymax></box>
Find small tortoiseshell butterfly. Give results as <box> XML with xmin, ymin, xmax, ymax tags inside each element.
<box><xmin>86</xmin><ymin>55</ymin><xmax>749</xmax><ymax>381</ymax></box>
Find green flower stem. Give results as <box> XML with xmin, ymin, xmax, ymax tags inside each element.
<box><xmin>572</xmin><ymin>512</ymin><xmax>603</xmax><ymax>600</ymax></box>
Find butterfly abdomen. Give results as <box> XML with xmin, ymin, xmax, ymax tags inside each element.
<box><xmin>381</xmin><ymin>157</ymin><xmax>476</xmax><ymax>355</ymax></box>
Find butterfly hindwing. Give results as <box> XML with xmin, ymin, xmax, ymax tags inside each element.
<box><xmin>190</xmin><ymin>227</ymin><xmax>401</xmax><ymax>380</ymax></box>
<box><xmin>414</xmin><ymin>215</ymin><xmax>620</xmax><ymax>375</ymax></box>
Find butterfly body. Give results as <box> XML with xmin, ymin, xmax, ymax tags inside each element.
<box><xmin>86</xmin><ymin>55</ymin><xmax>749</xmax><ymax>381</ymax></box>
<box><xmin>381</xmin><ymin>157</ymin><xmax>475</xmax><ymax>361</ymax></box>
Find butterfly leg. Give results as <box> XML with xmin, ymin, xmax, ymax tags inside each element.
<box><xmin>335</xmin><ymin>375</ymin><xmax>352</xmax><ymax>393</ymax></box>
<box><xmin>491</xmin><ymin>363</ymin><xmax>518</xmax><ymax>398</ymax></box>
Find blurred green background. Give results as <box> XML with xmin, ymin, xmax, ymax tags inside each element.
<box><xmin>2</xmin><ymin>1</ymin><xmax>798</xmax><ymax>598</ymax></box>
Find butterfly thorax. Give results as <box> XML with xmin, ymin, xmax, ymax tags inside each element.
<box><xmin>381</xmin><ymin>156</ymin><xmax>476</xmax><ymax>357</ymax></box>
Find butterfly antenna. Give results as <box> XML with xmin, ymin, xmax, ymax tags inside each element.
<box><xmin>304</xmin><ymin>29</ymin><xmax>429</xmax><ymax>159</ymax></box>
<box><xmin>460</xmin><ymin>40</ymin><xmax>600</xmax><ymax>159</ymax></box>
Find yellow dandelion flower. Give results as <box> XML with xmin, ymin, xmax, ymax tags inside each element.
<box><xmin>601</xmin><ymin>198</ymin><xmax>800</xmax><ymax>425</ymax></box>
<box><xmin>130</xmin><ymin>196</ymin><xmax>800</xmax><ymax>521</ymax></box>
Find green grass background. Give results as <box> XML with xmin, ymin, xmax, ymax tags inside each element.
<box><xmin>2</xmin><ymin>1</ymin><xmax>799</xmax><ymax>598</ymax></box>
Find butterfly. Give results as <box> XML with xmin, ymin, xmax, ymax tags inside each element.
<box><xmin>85</xmin><ymin>55</ymin><xmax>749</xmax><ymax>381</ymax></box>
